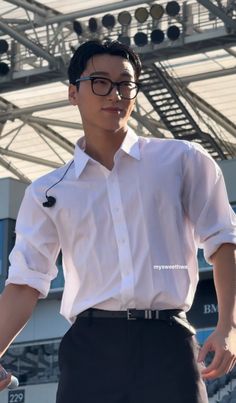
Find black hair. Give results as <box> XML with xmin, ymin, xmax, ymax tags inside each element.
<box><xmin>68</xmin><ymin>39</ymin><xmax>142</xmax><ymax>85</ymax></box>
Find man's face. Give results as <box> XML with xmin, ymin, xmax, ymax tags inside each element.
<box><xmin>68</xmin><ymin>54</ymin><xmax>137</xmax><ymax>134</ymax></box>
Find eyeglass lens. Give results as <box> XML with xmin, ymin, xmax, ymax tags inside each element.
<box><xmin>92</xmin><ymin>78</ymin><xmax>138</xmax><ymax>99</ymax></box>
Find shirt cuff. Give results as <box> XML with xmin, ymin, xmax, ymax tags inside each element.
<box><xmin>6</xmin><ymin>251</ymin><xmax>57</xmax><ymax>298</ymax></box>
<box><xmin>203</xmin><ymin>230</ymin><xmax>236</xmax><ymax>264</ymax></box>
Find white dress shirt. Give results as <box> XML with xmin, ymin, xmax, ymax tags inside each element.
<box><xmin>6</xmin><ymin>129</ymin><xmax>236</xmax><ymax>323</ymax></box>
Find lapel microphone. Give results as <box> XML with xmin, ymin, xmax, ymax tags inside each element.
<box><xmin>42</xmin><ymin>195</ymin><xmax>56</xmax><ymax>208</ymax></box>
<box><xmin>42</xmin><ymin>160</ymin><xmax>74</xmax><ymax>208</ymax></box>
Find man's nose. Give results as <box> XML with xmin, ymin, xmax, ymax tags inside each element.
<box><xmin>108</xmin><ymin>85</ymin><xmax>121</xmax><ymax>100</ymax></box>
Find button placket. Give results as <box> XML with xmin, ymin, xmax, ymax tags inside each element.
<box><xmin>106</xmin><ymin>171</ymin><xmax>135</xmax><ymax>307</ymax></box>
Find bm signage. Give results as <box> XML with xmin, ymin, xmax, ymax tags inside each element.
<box><xmin>203</xmin><ymin>303</ymin><xmax>218</xmax><ymax>315</ymax></box>
<box><xmin>187</xmin><ymin>280</ymin><xmax>218</xmax><ymax>328</ymax></box>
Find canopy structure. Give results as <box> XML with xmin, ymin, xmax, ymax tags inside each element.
<box><xmin>0</xmin><ymin>0</ymin><xmax>236</xmax><ymax>182</ymax></box>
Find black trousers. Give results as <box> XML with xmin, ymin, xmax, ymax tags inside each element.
<box><xmin>56</xmin><ymin>316</ymin><xmax>208</xmax><ymax>403</ymax></box>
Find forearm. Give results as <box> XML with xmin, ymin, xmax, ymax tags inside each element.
<box><xmin>211</xmin><ymin>243</ymin><xmax>236</xmax><ymax>334</ymax></box>
<box><xmin>0</xmin><ymin>284</ymin><xmax>39</xmax><ymax>358</ymax></box>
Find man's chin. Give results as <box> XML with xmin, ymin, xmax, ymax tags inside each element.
<box><xmin>104</xmin><ymin>122</ymin><xmax>127</xmax><ymax>134</ymax></box>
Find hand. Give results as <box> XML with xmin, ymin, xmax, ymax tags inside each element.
<box><xmin>197</xmin><ymin>328</ymin><xmax>236</xmax><ymax>380</ymax></box>
<box><xmin>0</xmin><ymin>365</ymin><xmax>11</xmax><ymax>392</ymax></box>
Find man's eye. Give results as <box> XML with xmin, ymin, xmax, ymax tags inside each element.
<box><xmin>94</xmin><ymin>79</ymin><xmax>109</xmax><ymax>85</ymax></box>
<box><xmin>122</xmin><ymin>81</ymin><xmax>134</xmax><ymax>88</ymax></box>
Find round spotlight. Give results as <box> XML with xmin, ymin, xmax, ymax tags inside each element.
<box><xmin>117</xmin><ymin>34</ymin><xmax>131</xmax><ymax>46</ymax></box>
<box><xmin>0</xmin><ymin>62</ymin><xmax>10</xmax><ymax>76</ymax></box>
<box><xmin>166</xmin><ymin>1</ymin><xmax>181</xmax><ymax>17</ymax></box>
<box><xmin>134</xmin><ymin>32</ymin><xmax>148</xmax><ymax>47</ymax></box>
<box><xmin>150</xmin><ymin>4</ymin><xmax>164</xmax><ymax>20</ymax></box>
<box><xmin>73</xmin><ymin>21</ymin><xmax>83</xmax><ymax>36</ymax></box>
<box><xmin>167</xmin><ymin>25</ymin><xmax>181</xmax><ymax>40</ymax></box>
<box><xmin>0</xmin><ymin>40</ymin><xmax>9</xmax><ymax>54</ymax></box>
<box><xmin>88</xmin><ymin>17</ymin><xmax>98</xmax><ymax>33</ymax></box>
<box><xmin>118</xmin><ymin>11</ymin><xmax>132</xmax><ymax>26</ymax></box>
<box><xmin>102</xmin><ymin>14</ymin><xmax>116</xmax><ymax>29</ymax></box>
<box><xmin>135</xmin><ymin>7</ymin><xmax>149</xmax><ymax>23</ymax></box>
<box><xmin>151</xmin><ymin>29</ymin><xmax>165</xmax><ymax>44</ymax></box>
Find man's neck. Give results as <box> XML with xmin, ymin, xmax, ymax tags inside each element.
<box><xmin>83</xmin><ymin>127</ymin><xmax>127</xmax><ymax>171</ymax></box>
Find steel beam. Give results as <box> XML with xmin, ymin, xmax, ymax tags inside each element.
<box><xmin>0</xmin><ymin>98</ymin><xmax>75</xmax><ymax>154</ymax></box>
<box><xmin>0</xmin><ymin>18</ymin><xmax>29</xmax><ymax>24</ymax></box>
<box><xmin>4</xmin><ymin>0</ymin><xmax>49</xmax><ymax>17</ymax></box>
<box><xmin>197</xmin><ymin>0</ymin><xmax>236</xmax><ymax>31</ymax></box>
<box><xmin>163</xmin><ymin>74</ymin><xmax>236</xmax><ymax>140</ymax></box>
<box><xmin>177</xmin><ymin>67</ymin><xmax>236</xmax><ymax>84</ymax></box>
<box><xmin>182</xmin><ymin>87</ymin><xmax>236</xmax><ymax>140</ymax></box>
<box><xmin>0</xmin><ymin>19</ymin><xmax>58</xmax><ymax>66</ymax></box>
<box><xmin>0</xmin><ymin>155</ymin><xmax>30</xmax><ymax>183</ymax></box>
<box><xmin>27</xmin><ymin>121</ymin><xmax>74</xmax><ymax>154</ymax></box>
<box><xmin>27</xmin><ymin>116</ymin><xmax>83</xmax><ymax>130</ymax></box>
<box><xmin>131</xmin><ymin>111</ymin><xmax>165</xmax><ymax>138</ymax></box>
<box><xmin>0</xmin><ymin>100</ymin><xmax>69</xmax><ymax>122</ymax></box>
<box><xmin>0</xmin><ymin>147</ymin><xmax>61</xmax><ymax>168</ymax></box>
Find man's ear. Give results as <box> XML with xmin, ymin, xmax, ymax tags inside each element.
<box><xmin>68</xmin><ymin>84</ymin><xmax>79</xmax><ymax>106</ymax></box>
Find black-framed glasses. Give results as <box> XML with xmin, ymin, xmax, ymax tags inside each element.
<box><xmin>75</xmin><ymin>76</ymin><xmax>140</xmax><ymax>100</ymax></box>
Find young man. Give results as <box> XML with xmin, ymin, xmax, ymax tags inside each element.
<box><xmin>0</xmin><ymin>40</ymin><xmax>236</xmax><ymax>403</ymax></box>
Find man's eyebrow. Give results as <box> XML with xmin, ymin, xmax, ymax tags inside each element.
<box><xmin>89</xmin><ymin>71</ymin><xmax>109</xmax><ymax>77</ymax></box>
<box><xmin>89</xmin><ymin>71</ymin><xmax>134</xmax><ymax>79</ymax></box>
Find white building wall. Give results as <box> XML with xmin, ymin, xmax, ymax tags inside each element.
<box><xmin>14</xmin><ymin>299</ymin><xmax>70</xmax><ymax>343</ymax></box>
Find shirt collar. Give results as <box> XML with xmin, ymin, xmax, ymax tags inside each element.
<box><xmin>119</xmin><ymin>127</ymin><xmax>141</xmax><ymax>161</ymax></box>
<box><xmin>74</xmin><ymin>128</ymin><xmax>141</xmax><ymax>178</ymax></box>
<box><xmin>74</xmin><ymin>137</ymin><xmax>90</xmax><ymax>178</ymax></box>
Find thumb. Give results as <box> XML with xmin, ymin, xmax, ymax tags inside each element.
<box><xmin>197</xmin><ymin>341</ymin><xmax>211</xmax><ymax>363</ymax></box>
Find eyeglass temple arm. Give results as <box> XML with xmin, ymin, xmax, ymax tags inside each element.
<box><xmin>75</xmin><ymin>77</ymin><xmax>92</xmax><ymax>84</ymax></box>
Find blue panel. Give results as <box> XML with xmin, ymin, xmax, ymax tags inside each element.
<box><xmin>50</xmin><ymin>252</ymin><xmax>64</xmax><ymax>290</ymax></box>
<box><xmin>196</xmin><ymin>328</ymin><xmax>214</xmax><ymax>345</ymax></box>
<box><xmin>197</xmin><ymin>248</ymin><xmax>212</xmax><ymax>270</ymax></box>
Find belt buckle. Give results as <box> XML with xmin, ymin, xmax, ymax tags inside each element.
<box><xmin>127</xmin><ymin>309</ymin><xmax>156</xmax><ymax>320</ymax></box>
<box><xmin>145</xmin><ymin>309</ymin><xmax>153</xmax><ymax>319</ymax></box>
<box><xmin>127</xmin><ymin>309</ymin><xmax>137</xmax><ymax>320</ymax></box>
<box><xmin>154</xmin><ymin>310</ymin><xmax>159</xmax><ymax>319</ymax></box>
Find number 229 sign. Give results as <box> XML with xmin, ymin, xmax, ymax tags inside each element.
<box><xmin>8</xmin><ymin>389</ymin><xmax>25</xmax><ymax>403</ymax></box>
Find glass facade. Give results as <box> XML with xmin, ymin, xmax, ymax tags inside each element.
<box><xmin>1</xmin><ymin>341</ymin><xmax>60</xmax><ymax>386</ymax></box>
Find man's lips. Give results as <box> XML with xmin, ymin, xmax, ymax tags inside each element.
<box><xmin>101</xmin><ymin>107</ymin><xmax>123</xmax><ymax>113</ymax></box>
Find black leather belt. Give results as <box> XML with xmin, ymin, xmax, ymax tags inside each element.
<box><xmin>78</xmin><ymin>308</ymin><xmax>185</xmax><ymax>321</ymax></box>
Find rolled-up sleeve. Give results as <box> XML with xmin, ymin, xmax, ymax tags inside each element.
<box><xmin>5</xmin><ymin>184</ymin><xmax>60</xmax><ymax>298</ymax></box>
<box><xmin>182</xmin><ymin>142</ymin><xmax>236</xmax><ymax>264</ymax></box>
